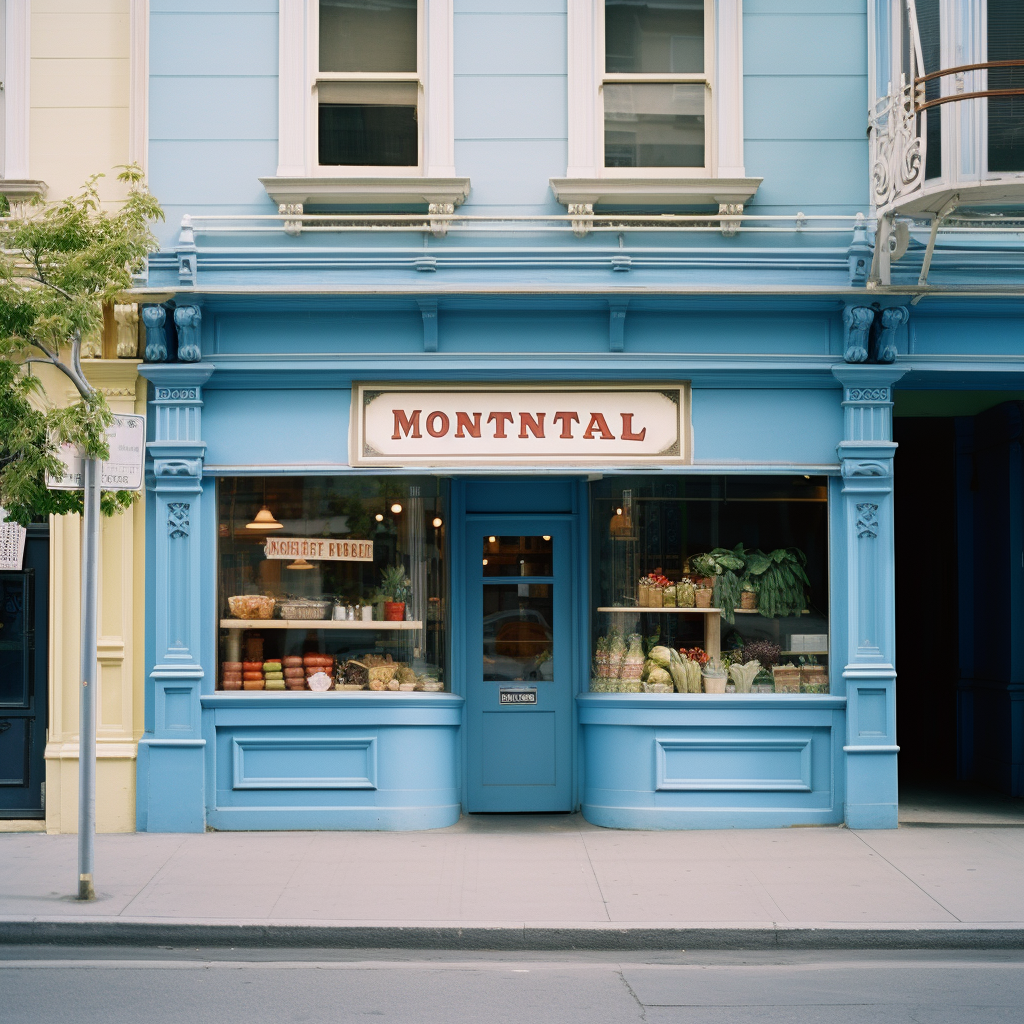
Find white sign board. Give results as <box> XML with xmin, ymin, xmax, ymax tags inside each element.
<box><xmin>264</xmin><ymin>537</ymin><xmax>374</xmax><ymax>562</ymax></box>
<box><xmin>0</xmin><ymin>515</ymin><xmax>27</xmax><ymax>571</ymax></box>
<box><xmin>352</xmin><ymin>384</ymin><xmax>690</xmax><ymax>466</ymax></box>
<box><xmin>46</xmin><ymin>414</ymin><xmax>146</xmax><ymax>492</ymax></box>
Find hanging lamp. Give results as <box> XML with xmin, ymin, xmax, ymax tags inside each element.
<box><xmin>286</xmin><ymin>557</ymin><xmax>313</xmax><ymax>570</ymax></box>
<box><xmin>245</xmin><ymin>479</ymin><xmax>283</xmax><ymax>530</ymax></box>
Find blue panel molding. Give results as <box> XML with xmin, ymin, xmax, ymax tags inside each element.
<box><xmin>231</xmin><ymin>737</ymin><xmax>378</xmax><ymax>790</ymax></box>
<box><xmin>655</xmin><ymin>738</ymin><xmax>813</xmax><ymax>792</ymax></box>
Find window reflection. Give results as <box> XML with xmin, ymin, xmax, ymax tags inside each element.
<box><xmin>482</xmin><ymin>584</ymin><xmax>554</xmax><ymax>681</ymax></box>
<box><xmin>482</xmin><ymin>536</ymin><xmax>553</xmax><ymax>577</ymax></box>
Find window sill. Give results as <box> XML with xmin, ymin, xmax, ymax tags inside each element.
<box><xmin>260</xmin><ymin>176</ymin><xmax>471</xmax><ymax>208</ymax></box>
<box><xmin>549</xmin><ymin>176</ymin><xmax>762</xmax><ymax>207</ymax></box>
<box><xmin>0</xmin><ymin>178</ymin><xmax>47</xmax><ymax>200</ymax></box>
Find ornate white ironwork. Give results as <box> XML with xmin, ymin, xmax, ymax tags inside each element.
<box><xmin>871</xmin><ymin>81</ymin><xmax>925</xmax><ymax>211</ymax></box>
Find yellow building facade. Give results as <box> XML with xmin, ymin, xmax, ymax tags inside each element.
<box><xmin>1</xmin><ymin>0</ymin><xmax>148</xmax><ymax>833</ymax></box>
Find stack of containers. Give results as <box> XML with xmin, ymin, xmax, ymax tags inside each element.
<box><xmin>221</xmin><ymin>661</ymin><xmax>242</xmax><ymax>690</ymax></box>
<box><xmin>304</xmin><ymin>652</ymin><xmax>335</xmax><ymax>687</ymax></box>
<box><xmin>263</xmin><ymin>658</ymin><xmax>284</xmax><ymax>690</ymax></box>
<box><xmin>283</xmin><ymin>655</ymin><xmax>305</xmax><ymax>690</ymax></box>
<box><xmin>242</xmin><ymin>660</ymin><xmax>264</xmax><ymax>690</ymax></box>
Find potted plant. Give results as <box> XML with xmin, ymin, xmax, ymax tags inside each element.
<box><xmin>740</xmin><ymin>581</ymin><xmax>758</xmax><ymax>610</ymax></box>
<box><xmin>694</xmin><ymin>584</ymin><xmax>713</xmax><ymax>608</ymax></box>
<box><xmin>691</xmin><ymin>545</ymin><xmax>747</xmax><ymax>623</ymax></box>
<box><xmin>744</xmin><ymin>547</ymin><xmax>810</xmax><ymax>619</ymax></box>
<box><xmin>379</xmin><ymin>565</ymin><xmax>411</xmax><ymax>621</ymax></box>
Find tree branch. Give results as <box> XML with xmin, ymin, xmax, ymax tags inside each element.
<box><xmin>14</xmin><ymin>273</ymin><xmax>76</xmax><ymax>304</ymax></box>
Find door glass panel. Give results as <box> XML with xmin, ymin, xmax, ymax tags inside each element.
<box><xmin>0</xmin><ymin>576</ymin><xmax>28</xmax><ymax>705</ymax></box>
<box><xmin>482</xmin><ymin>583</ymin><xmax>554</xmax><ymax>681</ymax></box>
<box><xmin>482</xmin><ymin>536</ymin><xmax>553</xmax><ymax>577</ymax></box>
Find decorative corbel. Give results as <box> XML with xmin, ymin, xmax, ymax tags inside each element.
<box><xmin>719</xmin><ymin>203</ymin><xmax>742</xmax><ymax>238</ymax></box>
<box><xmin>428</xmin><ymin>202</ymin><xmax>454</xmax><ymax>238</ymax></box>
<box><xmin>173</xmin><ymin>305</ymin><xmax>202</xmax><ymax>362</ymax></box>
<box><xmin>608</xmin><ymin>299</ymin><xmax>628</xmax><ymax>352</ymax></box>
<box><xmin>114</xmin><ymin>303</ymin><xmax>139</xmax><ymax>358</ymax></box>
<box><xmin>842</xmin><ymin>305</ymin><xmax>876</xmax><ymax>363</ymax></box>
<box><xmin>875</xmin><ymin>306</ymin><xmax>908</xmax><ymax>364</ymax></box>
<box><xmin>569</xmin><ymin>203</ymin><xmax>593</xmax><ymax>238</ymax></box>
<box><xmin>141</xmin><ymin>305</ymin><xmax>168</xmax><ymax>362</ymax></box>
<box><xmin>279</xmin><ymin>203</ymin><xmax>303</xmax><ymax>237</ymax></box>
<box><xmin>418</xmin><ymin>299</ymin><xmax>438</xmax><ymax>352</ymax></box>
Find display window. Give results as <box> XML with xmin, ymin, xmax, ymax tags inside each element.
<box><xmin>217</xmin><ymin>476</ymin><xmax>447</xmax><ymax>693</ymax></box>
<box><xmin>589</xmin><ymin>475</ymin><xmax>830</xmax><ymax>694</ymax></box>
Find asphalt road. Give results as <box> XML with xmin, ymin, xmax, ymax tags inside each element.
<box><xmin>1</xmin><ymin>946</ymin><xmax>1023</xmax><ymax>1023</ymax></box>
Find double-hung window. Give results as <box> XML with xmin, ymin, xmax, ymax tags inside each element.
<box><xmin>316</xmin><ymin>0</ymin><xmax>421</xmax><ymax>169</ymax></box>
<box><xmin>602</xmin><ymin>0</ymin><xmax>712</xmax><ymax>171</ymax></box>
<box><xmin>555</xmin><ymin>0</ymin><xmax>756</xmax><ymax>209</ymax></box>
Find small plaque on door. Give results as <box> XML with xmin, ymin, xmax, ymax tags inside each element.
<box><xmin>500</xmin><ymin>688</ymin><xmax>537</xmax><ymax>705</ymax></box>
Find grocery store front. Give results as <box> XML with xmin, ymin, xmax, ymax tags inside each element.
<box><xmin>136</xmin><ymin>359</ymin><xmax>901</xmax><ymax>832</ymax></box>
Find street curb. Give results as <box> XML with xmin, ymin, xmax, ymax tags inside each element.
<box><xmin>2</xmin><ymin>920</ymin><xmax>1024</xmax><ymax>950</ymax></box>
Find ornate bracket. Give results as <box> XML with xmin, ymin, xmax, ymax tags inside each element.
<box><xmin>173</xmin><ymin>305</ymin><xmax>202</xmax><ymax>362</ymax></box>
<box><xmin>855</xmin><ymin>502</ymin><xmax>879</xmax><ymax>538</ymax></box>
<box><xmin>114</xmin><ymin>303</ymin><xmax>139</xmax><ymax>358</ymax></box>
<box><xmin>167</xmin><ymin>502</ymin><xmax>191</xmax><ymax>538</ymax></box>
<box><xmin>142</xmin><ymin>306</ymin><xmax>168</xmax><ymax>363</ymax></box>
<box><xmin>843</xmin><ymin>306</ymin><xmax>875</xmax><ymax>363</ymax></box>
<box><xmin>870</xmin><ymin>85</ymin><xmax>924</xmax><ymax>211</ymax></box>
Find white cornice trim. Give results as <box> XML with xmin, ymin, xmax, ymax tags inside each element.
<box><xmin>3</xmin><ymin>0</ymin><xmax>31</xmax><ymax>180</ymax></box>
<box><xmin>260</xmin><ymin>175</ymin><xmax>471</xmax><ymax>206</ymax></box>
<box><xmin>549</xmin><ymin>176</ymin><xmax>762</xmax><ymax>207</ymax></box>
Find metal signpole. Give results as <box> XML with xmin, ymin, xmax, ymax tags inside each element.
<box><xmin>78</xmin><ymin>455</ymin><xmax>100</xmax><ymax>901</ymax></box>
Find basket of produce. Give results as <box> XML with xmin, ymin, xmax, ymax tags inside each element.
<box><xmin>227</xmin><ymin>594</ymin><xmax>276</xmax><ymax>620</ymax></box>
<box><xmin>278</xmin><ymin>598</ymin><xmax>332</xmax><ymax>620</ymax></box>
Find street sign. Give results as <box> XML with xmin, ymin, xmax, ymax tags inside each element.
<box><xmin>46</xmin><ymin>414</ymin><xmax>146</xmax><ymax>492</ymax></box>
<box><xmin>0</xmin><ymin>511</ymin><xmax>27</xmax><ymax>570</ymax></box>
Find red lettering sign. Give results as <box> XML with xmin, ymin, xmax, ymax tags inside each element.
<box><xmin>620</xmin><ymin>413</ymin><xmax>647</xmax><ymax>441</ymax></box>
<box><xmin>426</xmin><ymin>411</ymin><xmax>450</xmax><ymax>437</ymax></box>
<box><xmin>456</xmin><ymin>411</ymin><xmax>482</xmax><ymax>438</ymax></box>
<box><xmin>583</xmin><ymin>412</ymin><xmax>615</xmax><ymax>440</ymax></box>
<box><xmin>392</xmin><ymin>409</ymin><xmax>421</xmax><ymax>439</ymax></box>
<box><xmin>519</xmin><ymin>412</ymin><xmax>545</xmax><ymax>439</ymax></box>
<box><xmin>488</xmin><ymin>411</ymin><xmax>514</xmax><ymax>438</ymax></box>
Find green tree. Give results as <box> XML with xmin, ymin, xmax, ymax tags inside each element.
<box><xmin>0</xmin><ymin>167</ymin><xmax>162</xmax><ymax>526</ymax></box>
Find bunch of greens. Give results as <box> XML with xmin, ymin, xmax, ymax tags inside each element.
<box><xmin>690</xmin><ymin>544</ymin><xmax>747</xmax><ymax>623</ymax></box>
<box><xmin>744</xmin><ymin>548</ymin><xmax>809</xmax><ymax>618</ymax></box>
<box><xmin>737</xmin><ymin>639</ymin><xmax>782</xmax><ymax>671</ymax></box>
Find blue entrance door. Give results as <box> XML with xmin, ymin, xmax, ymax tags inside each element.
<box><xmin>465</xmin><ymin>517</ymin><xmax>574</xmax><ymax>812</ymax></box>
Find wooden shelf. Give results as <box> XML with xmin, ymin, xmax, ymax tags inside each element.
<box><xmin>220</xmin><ymin>619</ymin><xmax>424</xmax><ymax>630</ymax></box>
<box><xmin>597</xmin><ymin>607</ymin><xmax>722</xmax><ymax>614</ymax></box>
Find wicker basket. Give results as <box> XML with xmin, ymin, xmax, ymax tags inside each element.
<box><xmin>227</xmin><ymin>595</ymin><xmax>276</xmax><ymax>620</ymax></box>
<box><xmin>277</xmin><ymin>599</ymin><xmax>332</xmax><ymax>620</ymax></box>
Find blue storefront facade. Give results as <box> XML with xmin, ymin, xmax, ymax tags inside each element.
<box><xmin>134</xmin><ymin>0</ymin><xmax>1024</xmax><ymax>833</ymax></box>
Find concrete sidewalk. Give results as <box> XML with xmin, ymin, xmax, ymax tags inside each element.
<box><xmin>2</xmin><ymin>816</ymin><xmax>1024</xmax><ymax>949</ymax></box>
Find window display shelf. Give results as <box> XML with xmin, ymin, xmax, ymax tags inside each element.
<box><xmin>597</xmin><ymin>607</ymin><xmax>722</xmax><ymax>614</ymax></box>
<box><xmin>220</xmin><ymin>619</ymin><xmax>424</xmax><ymax>630</ymax></box>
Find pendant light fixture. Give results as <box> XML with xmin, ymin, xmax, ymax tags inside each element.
<box><xmin>286</xmin><ymin>557</ymin><xmax>313</xmax><ymax>570</ymax></box>
<box><xmin>245</xmin><ymin>479</ymin><xmax>283</xmax><ymax>531</ymax></box>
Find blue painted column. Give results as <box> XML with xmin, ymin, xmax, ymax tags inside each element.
<box><xmin>136</xmin><ymin>364</ymin><xmax>214</xmax><ymax>832</ymax></box>
<box><xmin>832</xmin><ymin>366</ymin><xmax>907</xmax><ymax>829</ymax></box>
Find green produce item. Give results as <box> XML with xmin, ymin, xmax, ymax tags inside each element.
<box><xmin>663</xmin><ymin>585</ymin><xmax>677</xmax><ymax>608</ymax></box>
<box><xmin>666</xmin><ymin>648</ymin><xmax>688</xmax><ymax>692</ymax></box>
<box><xmin>262</xmin><ymin>662</ymin><xmax>282</xmax><ymax>671</ymax></box>
<box><xmin>264</xmin><ymin>678</ymin><xmax>285</xmax><ymax>690</ymax></box>
<box><xmin>646</xmin><ymin>667</ymin><xmax>672</xmax><ymax>687</ymax></box>
<box><xmin>677</xmin><ymin>579</ymin><xmax>695</xmax><ymax>608</ymax></box>
<box><xmin>264</xmin><ymin>672</ymin><xmax>284</xmax><ymax>679</ymax></box>
<box><xmin>728</xmin><ymin>659</ymin><xmax>760</xmax><ymax>693</ymax></box>
<box><xmin>686</xmin><ymin>658</ymin><xmax>702</xmax><ymax>693</ymax></box>
<box><xmin>648</xmin><ymin>646</ymin><xmax>674</xmax><ymax>671</ymax></box>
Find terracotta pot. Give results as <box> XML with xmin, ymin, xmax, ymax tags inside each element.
<box><xmin>740</xmin><ymin>590</ymin><xmax>758</xmax><ymax>610</ymax></box>
<box><xmin>384</xmin><ymin>601</ymin><xmax>406</xmax><ymax>621</ymax></box>
<box><xmin>695</xmin><ymin>589</ymin><xmax>713</xmax><ymax>608</ymax></box>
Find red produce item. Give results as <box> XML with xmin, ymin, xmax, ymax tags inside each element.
<box><xmin>222</xmin><ymin>661</ymin><xmax>242</xmax><ymax>672</ymax></box>
<box><xmin>282</xmin><ymin>656</ymin><xmax>303</xmax><ymax>668</ymax></box>
<box><xmin>284</xmin><ymin>667</ymin><xmax>305</xmax><ymax>679</ymax></box>
<box><xmin>242</xmin><ymin>661</ymin><xmax>263</xmax><ymax>672</ymax></box>
<box><xmin>243</xmin><ymin>671</ymin><xmax>263</xmax><ymax>681</ymax></box>
<box><xmin>221</xmin><ymin>678</ymin><xmax>242</xmax><ymax>691</ymax></box>
<box><xmin>243</xmin><ymin>679</ymin><xmax>265</xmax><ymax>690</ymax></box>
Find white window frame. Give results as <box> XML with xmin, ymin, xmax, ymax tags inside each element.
<box><xmin>277</xmin><ymin>0</ymin><xmax>456</xmax><ymax>180</ymax></box>
<box><xmin>564</xmin><ymin>0</ymin><xmax>748</xmax><ymax>185</ymax></box>
<box><xmin>600</xmin><ymin>0</ymin><xmax>715</xmax><ymax>177</ymax></box>
<box><xmin>2</xmin><ymin>0</ymin><xmax>31</xmax><ymax>182</ymax></box>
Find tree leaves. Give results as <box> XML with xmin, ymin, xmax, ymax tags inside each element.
<box><xmin>0</xmin><ymin>166</ymin><xmax>162</xmax><ymax>524</ymax></box>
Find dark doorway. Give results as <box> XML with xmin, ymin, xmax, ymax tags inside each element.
<box><xmin>0</xmin><ymin>524</ymin><xmax>49</xmax><ymax>818</ymax></box>
<box><xmin>894</xmin><ymin>417</ymin><xmax>959</xmax><ymax>786</ymax></box>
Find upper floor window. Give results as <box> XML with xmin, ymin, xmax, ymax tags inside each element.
<box><xmin>603</xmin><ymin>0</ymin><xmax>711</xmax><ymax>169</ymax></box>
<box><xmin>316</xmin><ymin>0</ymin><xmax>421</xmax><ymax>168</ymax></box>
